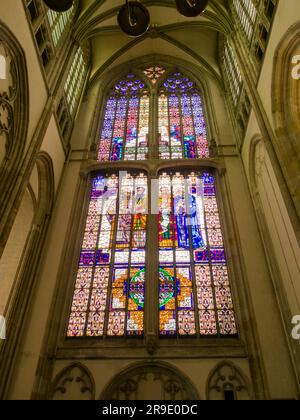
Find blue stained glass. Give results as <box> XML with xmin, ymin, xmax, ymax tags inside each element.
<box><xmin>210</xmin><ymin>249</ymin><xmax>227</xmax><ymax>263</ymax></box>
<box><xmin>202</xmin><ymin>173</ymin><xmax>215</xmax><ymax>184</ymax></box>
<box><xmin>204</xmin><ymin>186</ymin><xmax>215</xmax><ymax>195</ymax></box>
<box><xmin>174</xmin><ymin>196</ymin><xmax>189</xmax><ymax>249</ymax></box>
<box><xmin>80</xmin><ymin>252</ymin><xmax>95</xmax><ymax>266</ymax></box>
<box><xmin>111</xmin><ymin>138</ymin><xmax>124</xmax><ymax>161</ymax></box>
<box><xmin>96</xmin><ymin>251</ymin><xmax>111</xmax><ymax>265</ymax></box>
<box><xmin>194</xmin><ymin>249</ymin><xmax>209</xmax><ymax>262</ymax></box>
<box><xmin>189</xmin><ymin>195</ymin><xmax>205</xmax><ymax>249</ymax></box>
<box><xmin>184</xmin><ymin>136</ymin><xmax>197</xmax><ymax>159</ymax></box>
<box><xmin>159</xmin><ymin>171</ymin><xmax>237</xmax><ymax>337</ymax></box>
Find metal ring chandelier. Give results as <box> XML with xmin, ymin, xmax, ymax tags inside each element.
<box><xmin>43</xmin><ymin>0</ymin><xmax>209</xmax><ymax>36</ymax></box>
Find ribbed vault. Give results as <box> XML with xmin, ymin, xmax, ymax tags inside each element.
<box><xmin>74</xmin><ymin>0</ymin><xmax>232</xmax><ymax>89</ymax></box>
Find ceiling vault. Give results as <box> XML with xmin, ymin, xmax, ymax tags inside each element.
<box><xmin>74</xmin><ymin>0</ymin><xmax>232</xmax><ymax>92</ymax></box>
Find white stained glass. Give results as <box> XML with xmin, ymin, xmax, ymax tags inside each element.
<box><xmin>159</xmin><ymin>250</ymin><xmax>174</xmax><ymax>264</ymax></box>
<box><xmin>115</xmin><ymin>250</ymin><xmax>130</xmax><ymax>264</ymax></box>
<box><xmin>175</xmin><ymin>249</ymin><xmax>191</xmax><ymax>263</ymax></box>
<box><xmin>131</xmin><ymin>250</ymin><xmax>146</xmax><ymax>264</ymax></box>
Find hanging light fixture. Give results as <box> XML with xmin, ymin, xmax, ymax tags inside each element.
<box><xmin>43</xmin><ymin>0</ymin><xmax>209</xmax><ymax>36</ymax></box>
<box><xmin>43</xmin><ymin>0</ymin><xmax>73</xmax><ymax>12</ymax></box>
<box><xmin>175</xmin><ymin>0</ymin><xmax>209</xmax><ymax>18</ymax></box>
<box><xmin>118</xmin><ymin>1</ymin><xmax>150</xmax><ymax>37</ymax></box>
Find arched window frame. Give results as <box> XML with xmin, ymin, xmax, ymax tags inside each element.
<box><xmin>57</xmin><ymin>63</ymin><xmax>246</xmax><ymax>358</ymax></box>
<box><xmin>95</xmin><ymin>65</ymin><xmax>215</xmax><ymax>163</ymax></box>
<box><xmin>97</xmin><ymin>71</ymin><xmax>152</xmax><ymax>162</ymax></box>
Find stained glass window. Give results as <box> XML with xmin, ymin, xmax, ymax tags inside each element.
<box><xmin>159</xmin><ymin>171</ymin><xmax>237</xmax><ymax>337</ymax></box>
<box><xmin>98</xmin><ymin>74</ymin><xmax>150</xmax><ymax>162</ymax></box>
<box><xmin>144</xmin><ymin>66</ymin><xmax>166</xmax><ymax>84</ymax></box>
<box><xmin>67</xmin><ymin>172</ymin><xmax>148</xmax><ymax>337</ymax></box>
<box><xmin>158</xmin><ymin>72</ymin><xmax>209</xmax><ymax>159</ymax></box>
<box><xmin>69</xmin><ymin>66</ymin><xmax>238</xmax><ymax>341</ymax></box>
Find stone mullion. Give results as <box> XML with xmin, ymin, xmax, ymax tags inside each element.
<box><xmin>144</xmin><ymin>87</ymin><xmax>159</xmax><ymax>346</ymax></box>
<box><xmin>149</xmin><ymin>88</ymin><xmax>156</xmax><ymax>160</ymax></box>
<box><xmin>144</xmin><ymin>171</ymin><xmax>159</xmax><ymax>347</ymax></box>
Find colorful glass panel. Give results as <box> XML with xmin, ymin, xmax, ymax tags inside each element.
<box><xmin>144</xmin><ymin>66</ymin><xmax>166</xmax><ymax>84</ymax></box>
<box><xmin>98</xmin><ymin>74</ymin><xmax>149</xmax><ymax>162</ymax></box>
<box><xmin>159</xmin><ymin>171</ymin><xmax>237</xmax><ymax>337</ymax></box>
<box><xmin>67</xmin><ymin>173</ymin><xmax>148</xmax><ymax>337</ymax></box>
<box><xmin>158</xmin><ymin>72</ymin><xmax>209</xmax><ymax>159</ymax></box>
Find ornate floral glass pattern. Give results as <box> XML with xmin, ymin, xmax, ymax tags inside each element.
<box><xmin>144</xmin><ymin>66</ymin><xmax>166</xmax><ymax>84</ymax></box>
<box><xmin>158</xmin><ymin>72</ymin><xmax>209</xmax><ymax>159</ymax></box>
<box><xmin>158</xmin><ymin>171</ymin><xmax>237</xmax><ymax>337</ymax></box>
<box><xmin>98</xmin><ymin>74</ymin><xmax>149</xmax><ymax>162</ymax></box>
<box><xmin>67</xmin><ymin>173</ymin><xmax>148</xmax><ymax>337</ymax></box>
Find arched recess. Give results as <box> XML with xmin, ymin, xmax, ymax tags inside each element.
<box><xmin>272</xmin><ymin>22</ymin><xmax>300</xmax><ymax>219</ymax></box>
<box><xmin>0</xmin><ymin>20</ymin><xmax>29</xmax><ymax>260</ymax></box>
<box><xmin>0</xmin><ymin>187</ymin><xmax>35</xmax><ymax>315</ymax></box>
<box><xmin>100</xmin><ymin>361</ymin><xmax>200</xmax><ymax>400</ymax></box>
<box><xmin>49</xmin><ymin>363</ymin><xmax>95</xmax><ymax>400</ymax></box>
<box><xmin>206</xmin><ymin>361</ymin><xmax>252</xmax><ymax>400</ymax></box>
<box><xmin>0</xmin><ymin>151</ymin><xmax>54</xmax><ymax>400</ymax></box>
<box><xmin>249</xmin><ymin>135</ymin><xmax>300</xmax><ymax>390</ymax></box>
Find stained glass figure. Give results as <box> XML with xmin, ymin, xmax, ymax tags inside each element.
<box><xmin>158</xmin><ymin>72</ymin><xmax>210</xmax><ymax>159</ymax></box>
<box><xmin>67</xmin><ymin>173</ymin><xmax>148</xmax><ymax>337</ymax></box>
<box><xmin>144</xmin><ymin>66</ymin><xmax>166</xmax><ymax>84</ymax></box>
<box><xmin>98</xmin><ymin>74</ymin><xmax>149</xmax><ymax>162</ymax></box>
<box><xmin>159</xmin><ymin>171</ymin><xmax>237</xmax><ymax>337</ymax></box>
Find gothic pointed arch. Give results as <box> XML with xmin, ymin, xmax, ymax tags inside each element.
<box><xmin>206</xmin><ymin>361</ymin><xmax>252</xmax><ymax>400</ymax></box>
<box><xmin>88</xmin><ymin>55</ymin><xmax>220</xmax><ymax>158</ymax></box>
<box><xmin>0</xmin><ymin>151</ymin><xmax>54</xmax><ymax>399</ymax></box>
<box><xmin>0</xmin><ymin>20</ymin><xmax>29</xmax><ymax>199</ymax></box>
<box><xmin>0</xmin><ymin>20</ymin><xmax>29</xmax><ymax>257</ymax></box>
<box><xmin>93</xmin><ymin>59</ymin><xmax>219</xmax><ymax>164</ymax></box>
<box><xmin>100</xmin><ymin>361</ymin><xmax>200</xmax><ymax>400</ymax></box>
<box><xmin>49</xmin><ymin>362</ymin><xmax>95</xmax><ymax>400</ymax></box>
<box><xmin>63</xmin><ymin>57</ymin><xmax>239</xmax><ymax>340</ymax></box>
<box><xmin>272</xmin><ymin>21</ymin><xmax>300</xmax><ymax>218</ymax></box>
<box><xmin>248</xmin><ymin>135</ymin><xmax>300</xmax><ymax>385</ymax></box>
